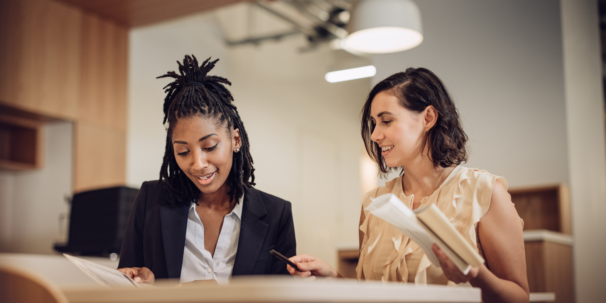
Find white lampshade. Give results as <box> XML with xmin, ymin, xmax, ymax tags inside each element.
<box><xmin>345</xmin><ymin>0</ymin><xmax>423</xmax><ymax>54</ymax></box>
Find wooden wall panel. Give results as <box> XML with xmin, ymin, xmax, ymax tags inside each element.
<box><xmin>74</xmin><ymin>122</ymin><xmax>125</xmax><ymax>192</ymax></box>
<box><xmin>1</xmin><ymin>0</ymin><xmax>127</xmax><ymax>190</ymax></box>
<box><xmin>79</xmin><ymin>14</ymin><xmax>128</xmax><ymax>131</ymax></box>
<box><xmin>74</xmin><ymin>12</ymin><xmax>128</xmax><ymax>192</ymax></box>
<box><xmin>0</xmin><ymin>0</ymin><xmax>82</xmax><ymax>120</ymax></box>
<box><xmin>525</xmin><ymin>241</ymin><xmax>575</xmax><ymax>303</ymax></box>
<box><xmin>511</xmin><ymin>184</ymin><xmax>572</xmax><ymax>235</ymax></box>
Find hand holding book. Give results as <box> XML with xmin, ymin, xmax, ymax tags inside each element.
<box><xmin>365</xmin><ymin>194</ymin><xmax>484</xmax><ymax>275</ymax></box>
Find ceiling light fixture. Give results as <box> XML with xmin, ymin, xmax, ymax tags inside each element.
<box><xmin>325</xmin><ymin>65</ymin><xmax>376</xmax><ymax>83</ymax></box>
<box><xmin>345</xmin><ymin>0</ymin><xmax>423</xmax><ymax>54</ymax></box>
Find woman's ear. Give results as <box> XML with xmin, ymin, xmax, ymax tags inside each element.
<box><xmin>232</xmin><ymin>128</ymin><xmax>242</xmax><ymax>152</ymax></box>
<box><xmin>423</xmin><ymin>106</ymin><xmax>438</xmax><ymax>131</ymax></box>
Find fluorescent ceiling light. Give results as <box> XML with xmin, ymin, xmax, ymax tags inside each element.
<box><xmin>325</xmin><ymin>65</ymin><xmax>376</xmax><ymax>83</ymax></box>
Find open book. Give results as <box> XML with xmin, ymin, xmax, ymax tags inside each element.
<box><xmin>63</xmin><ymin>254</ymin><xmax>146</xmax><ymax>288</ymax></box>
<box><xmin>365</xmin><ymin>194</ymin><xmax>484</xmax><ymax>275</ymax></box>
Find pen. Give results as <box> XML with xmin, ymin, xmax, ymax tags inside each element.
<box><xmin>269</xmin><ymin>249</ymin><xmax>302</xmax><ymax>272</ymax></box>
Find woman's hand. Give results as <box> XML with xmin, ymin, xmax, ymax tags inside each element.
<box><xmin>118</xmin><ymin>267</ymin><xmax>155</xmax><ymax>284</ymax></box>
<box><xmin>286</xmin><ymin>254</ymin><xmax>340</xmax><ymax>278</ymax></box>
<box><xmin>432</xmin><ymin>244</ymin><xmax>482</xmax><ymax>284</ymax></box>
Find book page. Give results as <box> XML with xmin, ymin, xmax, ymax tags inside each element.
<box><xmin>63</xmin><ymin>254</ymin><xmax>141</xmax><ymax>288</ymax></box>
<box><xmin>415</xmin><ymin>204</ymin><xmax>484</xmax><ymax>267</ymax></box>
<box><xmin>366</xmin><ymin>194</ymin><xmax>471</xmax><ymax>274</ymax></box>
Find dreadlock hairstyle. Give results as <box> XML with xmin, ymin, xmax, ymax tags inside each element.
<box><xmin>158</xmin><ymin>55</ymin><xmax>255</xmax><ymax>205</ymax></box>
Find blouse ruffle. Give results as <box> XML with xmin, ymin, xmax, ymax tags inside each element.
<box><xmin>356</xmin><ymin>166</ymin><xmax>508</xmax><ymax>285</ymax></box>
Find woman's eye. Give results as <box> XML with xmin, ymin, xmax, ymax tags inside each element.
<box><xmin>204</xmin><ymin>143</ymin><xmax>219</xmax><ymax>151</ymax></box>
<box><xmin>382</xmin><ymin>120</ymin><xmax>392</xmax><ymax>125</ymax></box>
<box><xmin>177</xmin><ymin>151</ymin><xmax>189</xmax><ymax>156</ymax></box>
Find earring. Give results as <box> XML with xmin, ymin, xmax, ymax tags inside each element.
<box><xmin>235</xmin><ymin>148</ymin><xmax>240</xmax><ymax>152</ymax></box>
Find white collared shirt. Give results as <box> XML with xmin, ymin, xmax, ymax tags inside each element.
<box><xmin>180</xmin><ymin>194</ymin><xmax>243</xmax><ymax>285</ymax></box>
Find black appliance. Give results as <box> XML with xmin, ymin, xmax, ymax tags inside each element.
<box><xmin>54</xmin><ymin>186</ymin><xmax>139</xmax><ymax>257</ymax></box>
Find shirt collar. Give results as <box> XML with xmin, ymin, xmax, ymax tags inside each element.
<box><xmin>189</xmin><ymin>193</ymin><xmax>244</xmax><ymax>220</ymax></box>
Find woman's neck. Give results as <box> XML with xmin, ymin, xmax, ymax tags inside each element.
<box><xmin>401</xmin><ymin>154</ymin><xmax>452</xmax><ymax>199</ymax></box>
<box><xmin>196</xmin><ymin>183</ymin><xmax>234</xmax><ymax>210</ymax></box>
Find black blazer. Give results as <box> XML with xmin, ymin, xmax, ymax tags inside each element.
<box><xmin>118</xmin><ymin>180</ymin><xmax>296</xmax><ymax>279</ymax></box>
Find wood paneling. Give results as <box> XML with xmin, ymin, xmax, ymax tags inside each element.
<box><xmin>0</xmin><ymin>0</ymin><xmax>82</xmax><ymax>120</ymax></box>
<box><xmin>0</xmin><ymin>114</ymin><xmax>43</xmax><ymax>171</ymax></box>
<box><xmin>338</xmin><ymin>249</ymin><xmax>359</xmax><ymax>279</ymax></box>
<box><xmin>56</xmin><ymin>0</ymin><xmax>246</xmax><ymax>28</ymax></box>
<box><xmin>79</xmin><ymin>13</ymin><xmax>128</xmax><ymax>131</ymax></box>
<box><xmin>525</xmin><ymin>240</ymin><xmax>575</xmax><ymax>303</ymax></box>
<box><xmin>510</xmin><ymin>184</ymin><xmax>572</xmax><ymax>234</ymax></box>
<box><xmin>74</xmin><ymin>122</ymin><xmax>126</xmax><ymax>192</ymax></box>
<box><xmin>0</xmin><ymin>0</ymin><xmax>129</xmax><ymax>189</ymax></box>
<box><xmin>74</xmin><ymin>12</ymin><xmax>128</xmax><ymax>192</ymax></box>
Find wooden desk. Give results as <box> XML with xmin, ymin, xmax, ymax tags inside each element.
<box><xmin>1</xmin><ymin>254</ymin><xmax>481</xmax><ymax>303</ymax></box>
<box><xmin>63</xmin><ymin>277</ymin><xmax>481</xmax><ymax>303</ymax></box>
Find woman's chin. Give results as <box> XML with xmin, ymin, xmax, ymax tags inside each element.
<box><xmin>384</xmin><ymin>160</ymin><xmax>401</xmax><ymax>169</ymax></box>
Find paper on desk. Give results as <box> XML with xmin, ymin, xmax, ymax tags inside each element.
<box><xmin>365</xmin><ymin>194</ymin><xmax>471</xmax><ymax>274</ymax></box>
<box><xmin>63</xmin><ymin>254</ymin><xmax>142</xmax><ymax>288</ymax></box>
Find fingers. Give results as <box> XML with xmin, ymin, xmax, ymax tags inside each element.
<box><xmin>137</xmin><ymin>267</ymin><xmax>155</xmax><ymax>284</ymax></box>
<box><xmin>118</xmin><ymin>267</ymin><xmax>139</xmax><ymax>279</ymax></box>
<box><xmin>286</xmin><ymin>264</ymin><xmax>312</xmax><ymax>277</ymax></box>
<box><xmin>287</xmin><ymin>254</ymin><xmax>316</xmax><ymax>277</ymax></box>
<box><xmin>118</xmin><ymin>267</ymin><xmax>155</xmax><ymax>284</ymax></box>
<box><xmin>432</xmin><ymin>244</ymin><xmax>465</xmax><ymax>284</ymax></box>
<box><xmin>288</xmin><ymin>254</ymin><xmax>315</xmax><ymax>264</ymax></box>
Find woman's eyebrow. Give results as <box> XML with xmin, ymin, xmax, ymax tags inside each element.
<box><xmin>198</xmin><ymin>133</ymin><xmax>217</xmax><ymax>142</ymax></box>
<box><xmin>377</xmin><ymin>111</ymin><xmax>393</xmax><ymax>118</ymax></box>
<box><xmin>173</xmin><ymin>133</ymin><xmax>217</xmax><ymax>145</ymax></box>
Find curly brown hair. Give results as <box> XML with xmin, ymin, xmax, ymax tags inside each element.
<box><xmin>361</xmin><ymin>67</ymin><xmax>468</xmax><ymax>177</ymax></box>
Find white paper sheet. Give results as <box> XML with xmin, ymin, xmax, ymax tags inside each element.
<box><xmin>63</xmin><ymin>254</ymin><xmax>141</xmax><ymax>288</ymax></box>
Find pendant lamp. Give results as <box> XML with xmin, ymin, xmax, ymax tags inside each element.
<box><xmin>345</xmin><ymin>0</ymin><xmax>423</xmax><ymax>54</ymax></box>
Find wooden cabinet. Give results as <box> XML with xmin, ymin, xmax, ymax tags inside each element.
<box><xmin>510</xmin><ymin>184</ymin><xmax>574</xmax><ymax>303</ymax></box>
<box><xmin>0</xmin><ymin>114</ymin><xmax>43</xmax><ymax>171</ymax></box>
<box><xmin>510</xmin><ymin>184</ymin><xmax>571</xmax><ymax>234</ymax></box>
<box><xmin>524</xmin><ymin>230</ymin><xmax>574</xmax><ymax>303</ymax></box>
<box><xmin>0</xmin><ymin>0</ymin><xmax>82</xmax><ymax>121</ymax></box>
<box><xmin>0</xmin><ymin>0</ymin><xmax>128</xmax><ymax>192</ymax></box>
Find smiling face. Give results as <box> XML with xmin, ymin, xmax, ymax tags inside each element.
<box><xmin>171</xmin><ymin>115</ymin><xmax>241</xmax><ymax>196</ymax></box>
<box><xmin>370</xmin><ymin>91</ymin><xmax>432</xmax><ymax>168</ymax></box>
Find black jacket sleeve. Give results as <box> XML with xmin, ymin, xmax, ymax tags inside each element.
<box><xmin>118</xmin><ymin>181</ymin><xmax>148</xmax><ymax>268</ymax></box>
<box><xmin>270</xmin><ymin>201</ymin><xmax>296</xmax><ymax>275</ymax></box>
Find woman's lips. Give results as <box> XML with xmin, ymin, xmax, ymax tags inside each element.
<box><xmin>196</xmin><ymin>172</ymin><xmax>216</xmax><ymax>185</ymax></box>
<box><xmin>381</xmin><ymin>145</ymin><xmax>394</xmax><ymax>156</ymax></box>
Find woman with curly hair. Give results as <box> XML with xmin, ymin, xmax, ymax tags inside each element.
<box><xmin>288</xmin><ymin>68</ymin><xmax>529</xmax><ymax>303</ymax></box>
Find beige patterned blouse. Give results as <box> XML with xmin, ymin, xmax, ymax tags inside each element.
<box><xmin>356</xmin><ymin>166</ymin><xmax>509</xmax><ymax>285</ymax></box>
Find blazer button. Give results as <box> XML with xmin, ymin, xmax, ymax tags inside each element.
<box><xmin>207</xmin><ymin>268</ymin><xmax>212</xmax><ymax>273</ymax></box>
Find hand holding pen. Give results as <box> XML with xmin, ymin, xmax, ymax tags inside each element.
<box><xmin>280</xmin><ymin>252</ymin><xmax>341</xmax><ymax>278</ymax></box>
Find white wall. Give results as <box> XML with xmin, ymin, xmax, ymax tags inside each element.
<box><xmin>0</xmin><ymin>121</ymin><xmax>73</xmax><ymax>254</ymax></box>
<box><xmin>560</xmin><ymin>0</ymin><xmax>606</xmax><ymax>301</ymax></box>
<box><xmin>127</xmin><ymin>3</ymin><xmax>368</xmax><ymax>267</ymax></box>
<box><xmin>373</xmin><ymin>0</ymin><xmax>569</xmax><ymax>188</ymax></box>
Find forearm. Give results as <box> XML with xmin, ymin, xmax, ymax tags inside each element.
<box><xmin>470</xmin><ymin>265</ymin><xmax>529</xmax><ymax>303</ymax></box>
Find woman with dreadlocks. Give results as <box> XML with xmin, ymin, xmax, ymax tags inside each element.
<box><xmin>117</xmin><ymin>55</ymin><xmax>296</xmax><ymax>285</ymax></box>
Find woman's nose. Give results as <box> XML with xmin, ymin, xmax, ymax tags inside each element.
<box><xmin>370</xmin><ymin>127</ymin><xmax>383</xmax><ymax>143</ymax></box>
<box><xmin>191</xmin><ymin>150</ymin><xmax>208</xmax><ymax>171</ymax></box>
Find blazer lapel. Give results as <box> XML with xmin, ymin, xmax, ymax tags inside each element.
<box><xmin>160</xmin><ymin>201</ymin><xmax>189</xmax><ymax>279</ymax></box>
<box><xmin>232</xmin><ymin>188</ymin><xmax>269</xmax><ymax>276</ymax></box>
